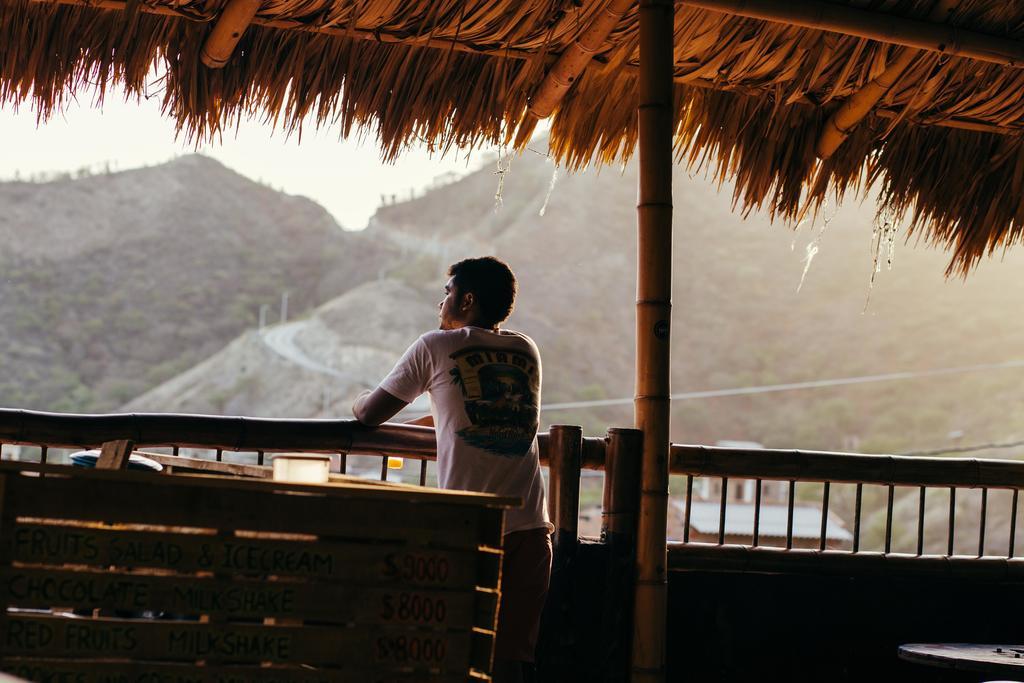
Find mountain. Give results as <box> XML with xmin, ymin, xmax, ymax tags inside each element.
<box><xmin>123</xmin><ymin>146</ymin><xmax>1024</xmax><ymax>465</ymax></box>
<box><xmin>372</xmin><ymin>146</ymin><xmax>1024</xmax><ymax>458</ymax></box>
<box><xmin>0</xmin><ymin>155</ymin><xmax>395</xmax><ymax>411</ymax></box>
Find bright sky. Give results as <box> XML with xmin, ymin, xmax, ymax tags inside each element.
<box><xmin>0</xmin><ymin>92</ymin><xmax>493</xmax><ymax>231</ymax></box>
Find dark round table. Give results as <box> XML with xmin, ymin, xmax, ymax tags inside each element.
<box><xmin>899</xmin><ymin>643</ymin><xmax>1024</xmax><ymax>678</ymax></box>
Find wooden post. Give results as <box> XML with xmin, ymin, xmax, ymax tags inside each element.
<box><xmin>548</xmin><ymin>424</ymin><xmax>583</xmax><ymax>555</ymax></box>
<box><xmin>632</xmin><ymin>0</ymin><xmax>674</xmax><ymax>681</ymax></box>
<box><xmin>603</xmin><ymin>427</ymin><xmax>643</xmax><ymax>682</ymax></box>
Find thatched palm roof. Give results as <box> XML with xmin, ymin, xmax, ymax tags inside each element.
<box><xmin>4</xmin><ymin>0</ymin><xmax>1024</xmax><ymax>271</ymax></box>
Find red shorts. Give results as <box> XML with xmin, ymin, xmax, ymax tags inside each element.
<box><xmin>494</xmin><ymin>527</ymin><xmax>553</xmax><ymax>663</ymax></box>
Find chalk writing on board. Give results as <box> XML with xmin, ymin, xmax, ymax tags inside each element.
<box><xmin>14</xmin><ymin>527</ymin><xmax>101</xmax><ymax>561</ymax></box>
<box><xmin>171</xmin><ymin>585</ymin><xmax>296</xmax><ymax>613</ymax></box>
<box><xmin>213</xmin><ymin>543</ymin><xmax>333</xmax><ymax>574</ymax></box>
<box><xmin>5</xmin><ymin>620</ymin><xmax>138</xmax><ymax>650</ymax></box>
<box><xmin>1</xmin><ymin>663</ymin><xmax>340</xmax><ymax>683</ymax></box>
<box><xmin>167</xmin><ymin>631</ymin><xmax>291</xmax><ymax>659</ymax></box>
<box><xmin>379</xmin><ymin>593</ymin><xmax>448</xmax><ymax>623</ymax></box>
<box><xmin>14</xmin><ymin>526</ymin><xmax>182</xmax><ymax>565</ymax></box>
<box><xmin>374</xmin><ymin>635</ymin><xmax>448</xmax><ymax>664</ymax></box>
<box><xmin>382</xmin><ymin>554</ymin><xmax>451</xmax><ymax>583</ymax></box>
<box><xmin>7</xmin><ymin>574</ymin><xmax>151</xmax><ymax>608</ymax></box>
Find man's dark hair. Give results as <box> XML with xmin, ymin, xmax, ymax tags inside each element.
<box><xmin>448</xmin><ymin>257</ymin><xmax>517</xmax><ymax>327</ymax></box>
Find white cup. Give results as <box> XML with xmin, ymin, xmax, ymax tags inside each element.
<box><xmin>272</xmin><ymin>454</ymin><xmax>331</xmax><ymax>484</ymax></box>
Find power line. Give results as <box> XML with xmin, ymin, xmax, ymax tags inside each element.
<box><xmin>900</xmin><ymin>439</ymin><xmax>1024</xmax><ymax>457</ymax></box>
<box><xmin>542</xmin><ymin>358</ymin><xmax>1024</xmax><ymax>411</ymax></box>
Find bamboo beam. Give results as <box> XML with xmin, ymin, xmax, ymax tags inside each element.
<box><xmin>200</xmin><ymin>0</ymin><xmax>261</xmax><ymax>69</ymax></box>
<box><xmin>28</xmin><ymin>0</ymin><xmax>1024</xmax><ymax>138</ymax></box>
<box><xmin>679</xmin><ymin>0</ymin><xmax>1024</xmax><ymax>68</ymax></box>
<box><xmin>816</xmin><ymin>47</ymin><xmax>917</xmax><ymax>158</ymax></box>
<box><xmin>670</xmin><ymin>443</ymin><xmax>1024</xmax><ymax>489</ymax></box>
<box><xmin>632</xmin><ymin>0</ymin><xmax>674</xmax><ymax>681</ymax></box>
<box><xmin>678</xmin><ymin>73</ymin><xmax>1022</xmax><ymax>135</ymax></box>
<box><xmin>0</xmin><ymin>408</ymin><xmax>438</xmax><ymax>455</ymax></box>
<box><xmin>518</xmin><ymin>0</ymin><xmax>634</xmax><ymax>135</ymax></box>
<box><xmin>28</xmin><ymin>0</ymin><xmax>540</xmax><ymax>63</ymax></box>
<box><xmin>816</xmin><ymin>0</ymin><xmax>962</xmax><ymax>159</ymax></box>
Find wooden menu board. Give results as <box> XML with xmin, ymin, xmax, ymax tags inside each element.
<box><xmin>0</xmin><ymin>461</ymin><xmax>511</xmax><ymax>682</ymax></box>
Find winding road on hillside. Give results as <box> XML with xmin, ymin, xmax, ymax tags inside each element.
<box><xmin>261</xmin><ymin>321</ymin><xmax>346</xmax><ymax>378</ymax></box>
<box><xmin>260</xmin><ymin>321</ymin><xmax>430</xmax><ymax>414</ymax></box>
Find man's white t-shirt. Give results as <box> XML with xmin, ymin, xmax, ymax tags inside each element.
<box><xmin>379</xmin><ymin>327</ymin><xmax>552</xmax><ymax>535</ymax></box>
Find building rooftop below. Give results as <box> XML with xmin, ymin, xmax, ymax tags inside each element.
<box><xmin>672</xmin><ymin>500</ymin><xmax>854</xmax><ymax>542</ymax></box>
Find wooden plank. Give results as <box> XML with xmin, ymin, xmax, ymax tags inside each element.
<box><xmin>0</xmin><ymin>615</ymin><xmax>472</xmax><ymax>672</ymax></box>
<box><xmin>668</xmin><ymin>543</ymin><xmax>1024</xmax><ymax>581</ymax></box>
<box><xmin>6</xmin><ymin>523</ymin><xmax>501</xmax><ymax>590</ymax></box>
<box><xmin>96</xmin><ymin>440</ymin><xmax>134</xmax><ymax>470</ymax></box>
<box><xmin>4</xmin><ymin>474</ymin><xmax>492</xmax><ymax>549</ymax></box>
<box><xmin>0</xmin><ymin>659</ymin><xmax>480</xmax><ymax>683</ymax></box>
<box><xmin>138</xmin><ymin>452</ymin><xmax>270</xmax><ymax>479</ymax></box>
<box><xmin>1</xmin><ymin>568</ymin><xmax>497</xmax><ymax>629</ymax></box>
<box><xmin>0</xmin><ymin>460</ymin><xmax>517</xmax><ymax>509</ymax></box>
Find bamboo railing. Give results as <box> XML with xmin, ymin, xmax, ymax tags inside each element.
<box><xmin>5</xmin><ymin>408</ymin><xmax>1020</xmax><ymax>566</ymax></box>
<box><xmin>669</xmin><ymin>444</ymin><xmax>1024</xmax><ymax>579</ymax></box>
<box><xmin>0</xmin><ymin>408</ymin><xmax>608</xmax><ymax>486</ymax></box>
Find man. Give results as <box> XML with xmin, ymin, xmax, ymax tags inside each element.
<box><xmin>353</xmin><ymin>256</ymin><xmax>552</xmax><ymax>683</ymax></box>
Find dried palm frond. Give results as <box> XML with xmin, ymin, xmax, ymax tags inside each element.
<box><xmin>5</xmin><ymin>0</ymin><xmax>1024</xmax><ymax>270</ymax></box>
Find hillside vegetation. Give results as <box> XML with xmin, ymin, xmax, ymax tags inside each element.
<box><xmin>0</xmin><ymin>155</ymin><xmax>393</xmax><ymax>411</ymax></box>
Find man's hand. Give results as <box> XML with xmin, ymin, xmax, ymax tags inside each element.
<box><xmin>352</xmin><ymin>387</ymin><xmax>409</xmax><ymax>427</ymax></box>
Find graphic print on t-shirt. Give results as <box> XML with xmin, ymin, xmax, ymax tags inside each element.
<box><xmin>449</xmin><ymin>346</ymin><xmax>540</xmax><ymax>457</ymax></box>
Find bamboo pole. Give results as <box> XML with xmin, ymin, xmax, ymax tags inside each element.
<box><xmin>632</xmin><ymin>0</ymin><xmax>674</xmax><ymax>680</ymax></box>
<box><xmin>548</xmin><ymin>424</ymin><xmax>583</xmax><ymax>556</ymax></box>
<box><xmin>816</xmin><ymin>1</ymin><xmax>962</xmax><ymax>159</ymax></box>
<box><xmin>680</xmin><ymin>0</ymin><xmax>1024</xmax><ymax>67</ymax></box>
<box><xmin>516</xmin><ymin>0</ymin><xmax>635</xmax><ymax>145</ymax></box>
<box><xmin>816</xmin><ymin>47</ymin><xmax>918</xmax><ymax>158</ymax></box>
<box><xmin>602</xmin><ymin>427</ymin><xmax>643</xmax><ymax>682</ymax></box>
<box><xmin>603</xmin><ymin>428</ymin><xmax>644</xmax><ymax>543</ymax></box>
<box><xmin>200</xmin><ymin>0</ymin><xmax>262</xmax><ymax>69</ymax></box>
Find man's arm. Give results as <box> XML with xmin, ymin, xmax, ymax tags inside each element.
<box><xmin>352</xmin><ymin>387</ymin><xmax>409</xmax><ymax>427</ymax></box>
